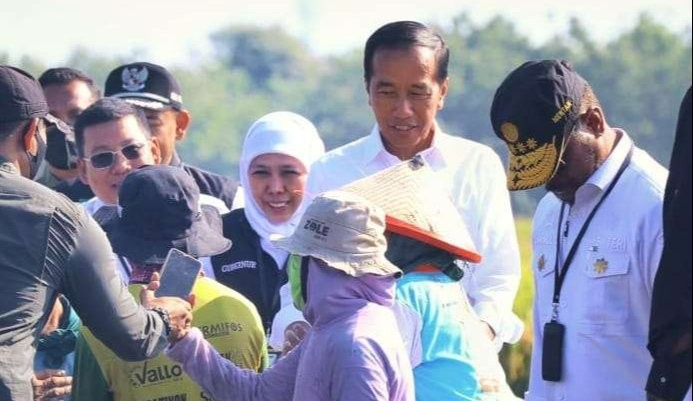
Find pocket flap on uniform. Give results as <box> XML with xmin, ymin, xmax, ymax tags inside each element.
<box><xmin>585</xmin><ymin>253</ymin><xmax>629</xmax><ymax>278</ymax></box>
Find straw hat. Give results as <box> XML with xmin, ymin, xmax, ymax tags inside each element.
<box><xmin>341</xmin><ymin>156</ymin><xmax>482</xmax><ymax>263</ymax></box>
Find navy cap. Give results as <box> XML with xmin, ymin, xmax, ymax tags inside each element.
<box><xmin>0</xmin><ymin>65</ymin><xmax>49</xmax><ymax>122</ymax></box>
<box><xmin>491</xmin><ymin>60</ymin><xmax>587</xmax><ymax>191</ymax></box>
<box><xmin>102</xmin><ymin>165</ymin><xmax>231</xmax><ymax>264</ymax></box>
<box><xmin>104</xmin><ymin>62</ymin><xmax>183</xmax><ymax>111</ymax></box>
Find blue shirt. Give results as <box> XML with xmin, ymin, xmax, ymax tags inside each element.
<box><xmin>395</xmin><ymin>272</ymin><xmax>481</xmax><ymax>401</ymax></box>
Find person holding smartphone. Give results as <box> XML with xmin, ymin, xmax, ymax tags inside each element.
<box><xmin>72</xmin><ymin>165</ymin><xmax>267</xmax><ymax>401</ymax></box>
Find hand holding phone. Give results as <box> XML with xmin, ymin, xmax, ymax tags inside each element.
<box><xmin>155</xmin><ymin>248</ymin><xmax>202</xmax><ymax>299</ymax></box>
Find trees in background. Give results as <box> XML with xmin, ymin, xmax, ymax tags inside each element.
<box><xmin>5</xmin><ymin>12</ymin><xmax>691</xmax><ymax>394</ymax></box>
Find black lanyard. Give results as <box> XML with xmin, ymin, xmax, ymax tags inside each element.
<box><xmin>551</xmin><ymin>145</ymin><xmax>634</xmax><ymax>322</ymax></box>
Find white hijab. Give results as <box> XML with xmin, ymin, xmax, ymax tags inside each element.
<box><xmin>240</xmin><ymin>111</ymin><xmax>325</xmax><ymax>241</ymax></box>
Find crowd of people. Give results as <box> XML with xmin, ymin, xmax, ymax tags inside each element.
<box><xmin>1</xmin><ymin>20</ymin><xmax>690</xmax><ymax>401</ymax></box>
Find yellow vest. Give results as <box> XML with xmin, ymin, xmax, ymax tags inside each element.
<box><xmin>82</xmin><ymin>277</ymin><xmax>267</xmax><ymax>401</ymax></box>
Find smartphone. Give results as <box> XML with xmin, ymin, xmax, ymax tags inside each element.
<box><xmin>155</xmin><ymin>248</ymin><xmax>202</xmax><ymax>299</ymax></box>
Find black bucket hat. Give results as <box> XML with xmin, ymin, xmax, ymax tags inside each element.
<box><xmin>102</xmin><ymin>164</ymin><xmax>231</xmax><ymax>264</ymax></box>
<box><xmin>490</xmin><ymin>59</ymin><xmax>587</xmax><ymax>191</ymax></box>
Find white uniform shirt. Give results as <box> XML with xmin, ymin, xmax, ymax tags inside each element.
<box><xmin>307</xmin><ymin>124</ymin><xmax>523</xmax><ymax>344</ymax></box>
<box><xmin>526</xmin><ymin>131</ymin><xmax>670</xmax><ymax>401</ymax></box>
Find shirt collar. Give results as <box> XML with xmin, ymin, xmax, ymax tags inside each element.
<box><xmin>365</xmin><ymin>123</ymin><xmax>447</xmax><ymax>168</ymax></box>
<box><xmin>585</xmin><ymin>129</ymin><xmax>633</xmax><ymax>192</ymax></box>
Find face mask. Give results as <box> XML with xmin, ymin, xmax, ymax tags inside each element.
<box><xmin>45</xmin><ymin>123</ymin><xmax>78</xmax><ymax>170</ymax></box>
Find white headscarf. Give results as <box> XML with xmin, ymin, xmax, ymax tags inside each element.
<box><xmin>240</xmin><ymin>111</ymin><xmax>326</xmax><ymax>241</ymax></box>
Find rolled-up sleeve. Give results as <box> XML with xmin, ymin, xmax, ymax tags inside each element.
<box><xmin>58</xmin><ymin>211</ymin><xmax>167</xmax><ymax>361</ymax></box>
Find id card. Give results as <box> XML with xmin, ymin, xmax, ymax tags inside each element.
<box><xmin>542</xmin><ymin>321</ymin><xmax>565</xmax><ymax>382</ymax></box>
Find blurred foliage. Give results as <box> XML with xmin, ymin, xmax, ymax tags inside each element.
<box><xmin>4</xmin><ymin>13</ymin><xmax>691</xmax><ymax>392</ymax></box>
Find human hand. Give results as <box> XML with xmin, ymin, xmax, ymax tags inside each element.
<box><xmin>32</xmin><ymin>370</ymin><xmax>72</xmax><ymax>401</ymax></box>
<box><xmin>282</xmin><ymin>321</ymin><xmax>310</xmax><ymax>356</ymax></box>
<box><xmin>140</xmin><ymin>272</ymin><xmax>195</xmax><ymax>343</ymax></box>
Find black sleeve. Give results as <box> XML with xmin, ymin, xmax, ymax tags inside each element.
<box><xmin>647</xmin><ymin>87</ymin><xmax>693</xmax><ymax>400</ymax></box>
<box><xmin>59</xmin><ymin>213</ymin><xmax>168</xmax><ymax>361</ymax></box>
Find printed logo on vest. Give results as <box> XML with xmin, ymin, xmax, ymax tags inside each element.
<box><xmin>129</xmin><ymin>361</ymin><xmax>184</xmax><ymax>388</ymax></box>
<box><xmin>221</xmin><ymin>260</ymin><xmax>257</xmax><ymax>273</ymax></box>
<box><xmin>199</xmin><ymin>321</ymin><xmax>245</xmax><ymax>339</ymax></box>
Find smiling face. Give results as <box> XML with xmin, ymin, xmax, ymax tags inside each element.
<box><xmin>367</xmin><ymin>46</ymin><xmax>448</xmax><ymax>160</ymax></box>
<box><xmin>79</xmin><ymin>115</ymin><xmax>159</xmax><ymax>205</ymax></box>
<box><xmin>248</xmin><ymin>153</ymin><xmax>308</xmax><ymax>224</ymax></box>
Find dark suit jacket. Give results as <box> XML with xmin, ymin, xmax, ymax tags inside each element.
<box><xmin>647</xmin><ymin>87</ymin><xmax>692</xmax><ymax>400</ymax></box>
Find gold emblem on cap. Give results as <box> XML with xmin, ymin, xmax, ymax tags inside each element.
<box><xmin>507</xmin><ymin>137</ymin><xmax>559</xmax><ymax>190</ymax></box>
<box><xmin>593</xmin><ymin>258</ymin><xmax>608</xmax><ymax>274</ymax></box>
<box><xmin>538</xmin><ymin>254</ymin><xmax>546</xmax><ymax>271</ymax></box>
<box><xmin>500</xmin><ymin>122</ymin><xmax>520</xmax><ymax>143</ymax></box>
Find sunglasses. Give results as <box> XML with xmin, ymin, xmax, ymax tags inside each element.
<box><xmin>83</xmin><ymin>142</ymin><xmax>147</xmax><ymax>169</ymax></box>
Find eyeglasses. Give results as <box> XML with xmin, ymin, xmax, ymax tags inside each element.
<box><xmin>83</xmin><ymin>142</ymin><xmax>147</xmax><ymax>169</ymax></box>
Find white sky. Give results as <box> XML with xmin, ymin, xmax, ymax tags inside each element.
<box><xmin>2</xmin><ymin>0</ymin><xmax>691</xmax><ymax>67</ymax></box>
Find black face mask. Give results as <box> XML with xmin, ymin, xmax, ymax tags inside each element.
<box><xmin>45</xmin><ymin>123</ymin><xmax>78</xmax><ymax>170</ymax></box>
<box><xmin>27</xmin><ymin>128</ymin><xmax>47</xmax><ymax>180</ymax></box>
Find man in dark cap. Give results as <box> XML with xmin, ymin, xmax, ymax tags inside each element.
<box><xmin>0</xmin><ymin>65</ymin><xmax>193</xmax><ymax>401</ymax></box>
<box><xmin>73</xmin><ymin>165</ymin><xmax>267</xmax><ymax>401</ymax></box>
<box><xmin>490</xmin><ymin>60</ymin><xmax>669</xmax><ymax>401</ymax></box>
<box><xmin>104</xmin><ymin>62</ymin><xmax>239</xmax><ymax>209</ymax></box>
<box><xmin>647</xmin><ymin>87</ymin><xmax>692</xmax><ymax>401</ymax></box>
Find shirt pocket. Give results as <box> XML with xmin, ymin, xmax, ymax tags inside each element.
<box><xmin>578</xmin><ymin>252</ymin><xmax>631</xmax><ymax>334</ymax></box>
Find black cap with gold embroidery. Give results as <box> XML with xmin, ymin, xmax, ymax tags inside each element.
<box><xmin>490</xmin><ymin>60</ymin><xmax>587</xmax><ymax>191</ymax></box>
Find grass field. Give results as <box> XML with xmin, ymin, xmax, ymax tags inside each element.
<box><xmin>499</xmin><ymin>217</ymin><xmax>534</xmax><ymax>396</ymax></box>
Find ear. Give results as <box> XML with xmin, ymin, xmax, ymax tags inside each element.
<box><xmin>437</xmin><ymin>77</ymin><xmax>450</xmax><ymax>110</ymax></box>
<box><xmin>22</xmin><ymin>118</ymin><xmax>40</xmax><ymax>156</ymax></box>
<box><xmin>582</xmin><ymin>107</ymin><xmax>605</xmax><ymax>137</ymax></box>
<box><xmin>149</xmin><ymin>137</ymin><xmax>162</xmax><ymax>164</ymax></box>
<box><xmin>174</xmin><ymin>109</ymin><xmax>191</xmax><ymax>141</ymax></box>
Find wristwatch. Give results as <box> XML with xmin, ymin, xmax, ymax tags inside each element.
<box><xmin>148</xmin><ymin>307</ymin><xmax>172</xmax><ymax>337</ymax></box>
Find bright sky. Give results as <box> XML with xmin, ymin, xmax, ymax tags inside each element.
<box><xmin>2</xmin><ymin>0</ymin><xmax>691</xmax><ymax>67</ymax></box>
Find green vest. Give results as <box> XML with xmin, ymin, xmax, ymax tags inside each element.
<box><xmin>82</xmin><ymin>277</ymin><xmax>268</xmax><ymax>401</ymax></box>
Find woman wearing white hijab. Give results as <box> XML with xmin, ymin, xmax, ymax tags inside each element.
<box><xmin>211</xmin><ymin>111</ymin><xmax>325</xmax><ymax>354</ymax></box>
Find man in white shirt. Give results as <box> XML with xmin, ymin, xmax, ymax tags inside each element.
<box><xmin>490</xmin><ymin>59</ymin><xmax>676</xmax><ymax>401</ymax></box>
<box><xmin>307</xmin><ymin>20</ymin><xmax>522</xmax><ymax>345</ymax></box>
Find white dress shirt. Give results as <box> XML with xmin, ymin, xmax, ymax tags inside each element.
<box><xmin>307</xmin><ymin>124</ymin><xmax>523</xmax><ymax>344</ymax></box>
<box><xmin>526</xmin><ymin>131</ymin><xmax>672</xmax><ymax>401</ymax></box>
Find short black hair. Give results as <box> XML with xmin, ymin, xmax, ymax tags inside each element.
<box><xmin>74</xmin><ymin>98</ymin><xmax>150</xmax><ymax>156</ymax></box>
<box><xmin>364</xmin><ymin>21</ymin><xmax>449</xmax><ymax>86</ymax></box>
<box><xmin>38</xmin><ymin>67</ymin><xmax>101</xmax><ymax>99</ymax></box>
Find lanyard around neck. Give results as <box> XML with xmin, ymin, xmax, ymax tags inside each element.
<box><xmin>551</xmin><ymin>144</ymin><xmax>634</xmax><ymax>322</ymax></box>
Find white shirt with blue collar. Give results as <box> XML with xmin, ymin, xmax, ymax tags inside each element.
<box><xmin>526</xmin><ymin>130</ymin><xmax>674</xmax><ymax>401</ymax></box>
<box><xmin>307</xmin><ymin>124</ymin><xmax>523</xmax><ymax>345</ymax></box>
